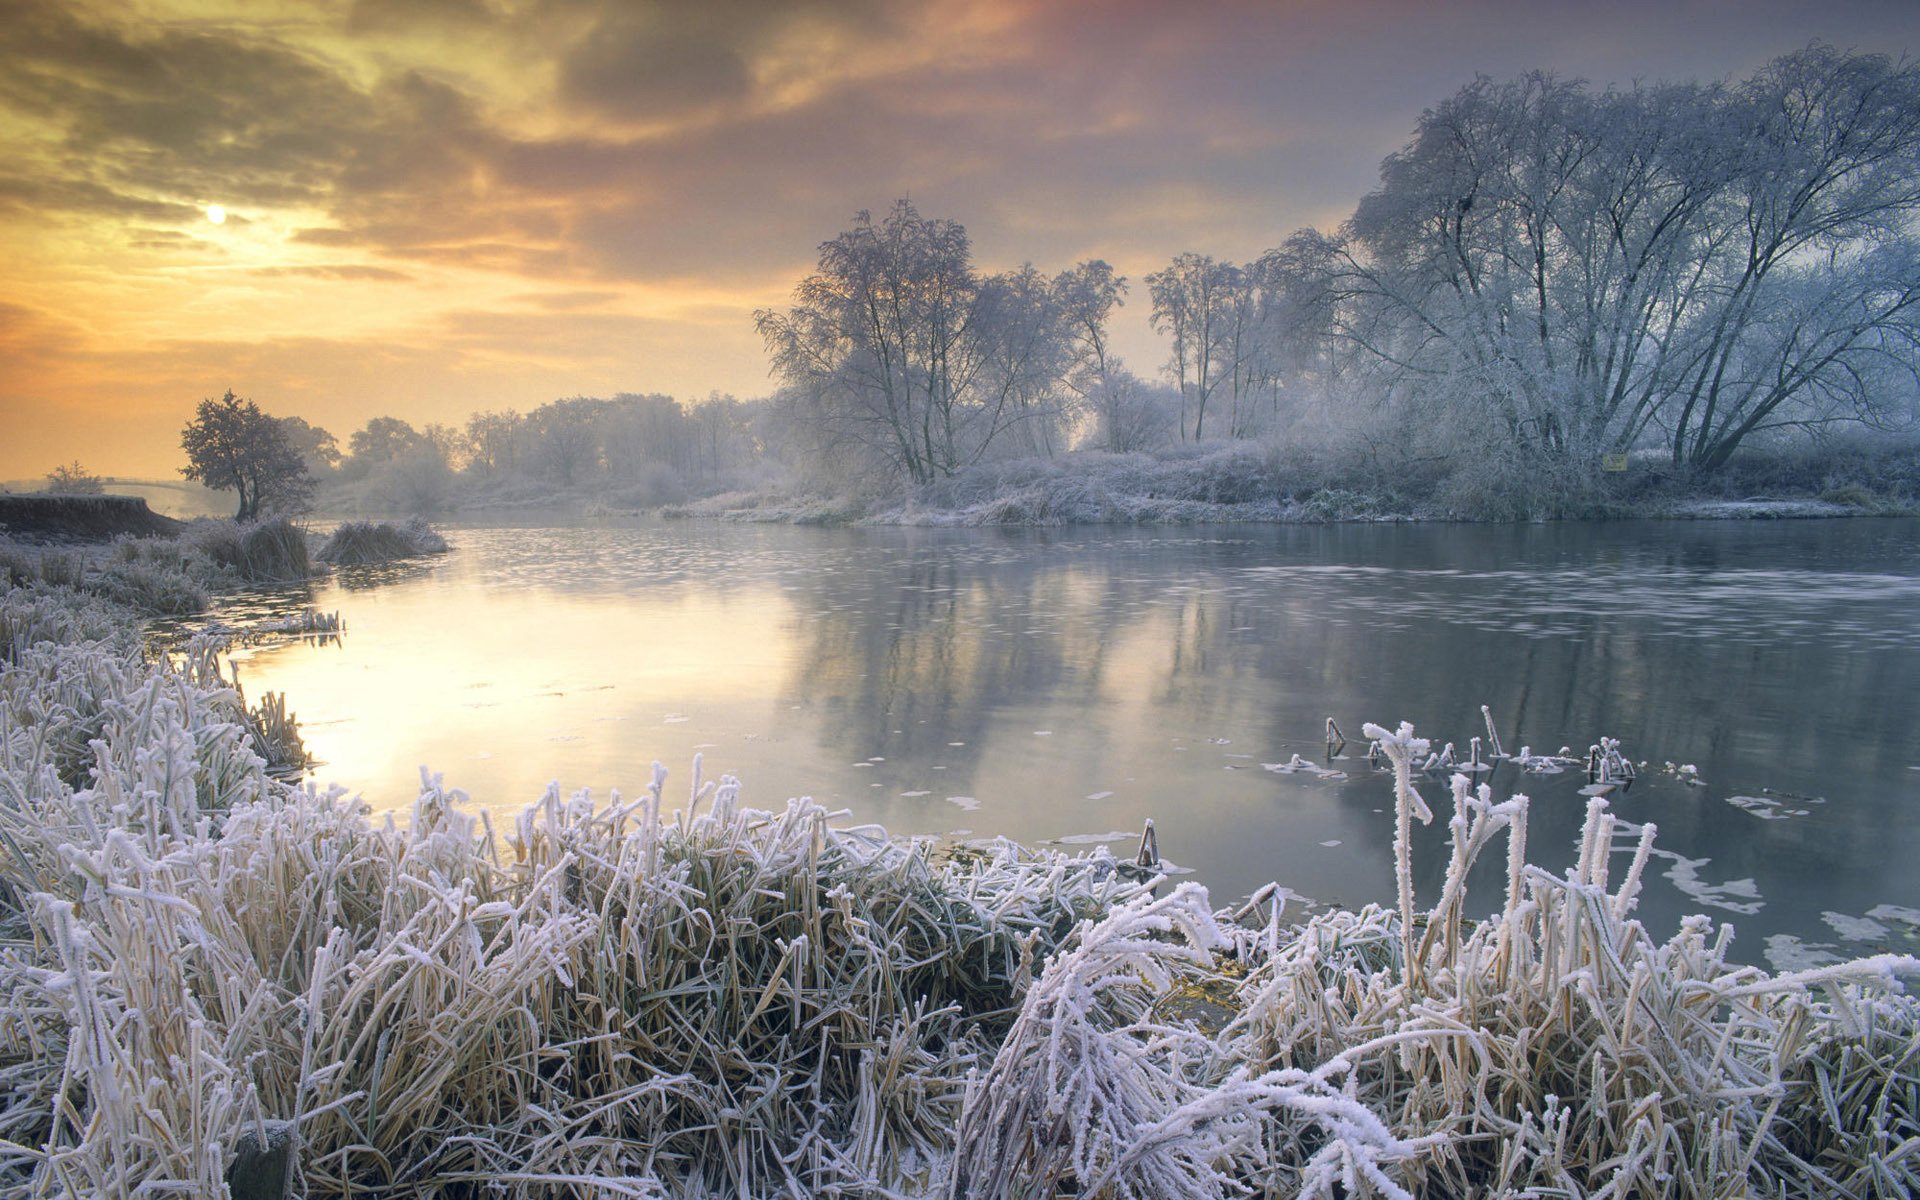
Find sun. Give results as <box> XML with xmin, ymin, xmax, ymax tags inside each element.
<box><xmin>206</xmin><ymin>204</ymin><xmax>226</xmax><ymax>225</ymax></box>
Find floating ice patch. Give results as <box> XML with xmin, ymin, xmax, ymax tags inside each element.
<box><xmin>1205</xmin><ymin>737</ymin><xmax>1231</xmax><ymax>745</ymax></box>
<box><xmin>1049</xmin><ymin>830</ymin><xmax>1135</xmax><ymax>845</ymax></box>
<box><xmin>1318</xmin><ymin>839</ymin><xmax>1341</xmax><ymax>847</ymax></box>
<box><xmin>948</xmin><ymin>741</ymin><xmax>966</xmax><ymax>747</ymax></box>
<box><xmin>944</xmin><ymin>796</ymin><xmax>980</xmax><ymax>811</ymax></box>
<box><xmin>1650</xmin><ymin>849</ymin><xmax>1762</xmax><ymax>915</ymax></box>
<box><xmin>868</xmin><ymin>757</ymin><xmax>886</xmax><ymax>762</ymax></box>
<box><xmin>1867</xmin><ymin>904</ymin><xmax>1920</xmax><ymax>926</ymax></box>
<box><xmin>1033</xmin><ymin>730</ymin><xmax>1052</xmax><ymax>736</ymax></box>
<box><xmin>1578</xmin><ymin>782</ymin><xmax>1616</xmax><ymax>797</ymax></box>
<box><xmin>548</xmin><ymin>734</ymin><xmax>581</xmax><ymax>742</ymax></box>
<box><xmin>852</xmin><ymin>762</ymin><xmax>873</xmax><ymax>768</ymax></box>
<box><xmin>1724</xmin><ymin>794</ymin><xmax>1793</xmax><ymax>820</ymax></box>
<box><xmin>900</xmin><ymin>790</ymin><xmax>930</xmax><ymax>798</ymax></box>
<box><xmin>1085</xmin><ymin>790</ymin><xmax>1114</xmax><ymax>801</ymax></box>
<box><xmin>1261</xmin><ymin>755</ymin><xmax>1347</xmax><ymax>780</ymax></box>
<box><xmin>1822</xmin><ymin>911</ymin><xmax>1891</xmax><ymax>942</ymax></box>
<box><xmin>1765</xmin><ymin>934</ymin><xmax>1843</xmax><ymax>972</ymax></box>
<box><xmin>663</xmin><ymin>714</ymin><xmax>690</xmax><ymax>724</ymax></box>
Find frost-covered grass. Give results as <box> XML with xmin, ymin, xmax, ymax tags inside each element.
<box><xmin>182</xmin><ymin>517</ymin><xmax>316</xmax><ymax>583</ymax></box>
<box><xmin>0</xmin><ymin>516</ymin><xmax>331</xmax><ymax>618</ymax></box>
<box><xmin>669</xmin><ymin>445</ymin><xmax>1413</xmax><ymax>527</ymax></box>
<box><xmin>1</xmin><ymin>582</ymin><xmax>1916</xmax><ymax>1197</ymax></box>
<box><xmin>315</xmin><ymin>517</ymin><xmax>450</xmax><ymax>565</ymax></box>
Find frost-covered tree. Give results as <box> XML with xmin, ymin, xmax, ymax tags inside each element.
<box><xmin>179</xmin><ymin>390</ymin><xmax>313</xmax><ymax>520</ymax></box>
<box><xmin>1059</xmin><ymin>259</ymin><xmax>1159</xmax><ymax>451</ymax></box>
<box><xmin>462</xmin><ymin>409</ymin><xmax>521</xmax><ymax>475</ymax></box>
<box><xmin>1277</xmin><ymin>46</ymin><xmax>1920</xmax><ymax>470</ymax></box>
<box><xmin>758</xmin><ymin>201</ymin><xmax>1088</xmax><ymax>486</ymax></box>
<box><xmin>1147</xmin><ymin>255</ymin><xmax>1283</xmax><ymax>441</ymax></box>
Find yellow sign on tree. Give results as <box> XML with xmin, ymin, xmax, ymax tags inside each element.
<box><xmin>1601</xmin><ymin>452</ymin><xmax>1630</xmax><ymax>472</ymax></box>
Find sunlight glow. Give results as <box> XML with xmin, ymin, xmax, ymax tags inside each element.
<box><xmin>205</xmin><ymin>204</ymin><xmax>226</xmax><ymax>225</ymax></box>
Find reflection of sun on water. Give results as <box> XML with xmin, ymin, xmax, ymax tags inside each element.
<box><xmin>233</xmin><ymin>582</ymin><xmax>796</xmax><ymax>813</ymax></box>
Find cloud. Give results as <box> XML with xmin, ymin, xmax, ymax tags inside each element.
<box><xmin>251</xmin><ymin>264</ymin><xmax>416</xmax><ymax>282</ymax></box>
<box><xmin>4</xmin><ymin>0</ymin><xmax>1919</xmax><ymax>477</ymax></box>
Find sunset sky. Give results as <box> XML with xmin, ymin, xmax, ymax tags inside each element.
<box><xmin>3</xmin><ymin>0</ymin><xmax>1917</xmax><ymax>480</ymax></box>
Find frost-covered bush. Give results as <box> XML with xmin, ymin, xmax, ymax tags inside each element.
<box><xmin>315</xmin><ymin>517</ymin><xmax>449</xmax><ymax>565</ymax></box>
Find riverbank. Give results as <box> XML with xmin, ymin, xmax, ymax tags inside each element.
<box><xmin>293</xmin><ymin>435</ymin><xmax>1920</xmax><ymax>528</ymax></box>
<box><xmin>0</xmin><ymin>492</ymin><xmax>185</xmax><ymax>540</ymax></box>
<box><xmin>2</xmin><ymin>574</ymin><xmax>1916</xmax><ymax>1196</ymax></box>
<box><xmin>656</xmin><ymin>441</ymin><xmax>1918</xmax><ymax>527</ymax></box>
<box><xmin>0</xmin><ymin>513</ymin><xmax>447</xmax><ymax>620</ymax></box>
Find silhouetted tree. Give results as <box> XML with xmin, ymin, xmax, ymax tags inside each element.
<box><xmin>180</xmin><ymin>390</ymin><xmax>313</xmax><ymax>519</ymax></box>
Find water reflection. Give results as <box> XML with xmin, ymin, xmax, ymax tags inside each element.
<box><xmin>228</xmin><ymin>517</ymin><xmax>1920</xmax><ymax>966</ymax></box>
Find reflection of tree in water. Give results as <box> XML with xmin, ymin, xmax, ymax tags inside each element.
<box><xmin>774</xmin><ymin>519</ymin><xmax>1920</xmax><ymax>960</ymax></box>
<box><xmin>331</xmin><ymin>559</ymin><xmax>442</xmax><ymax>592</ymax></box>
<box><xmin>785</xmin><ymin>551</ymin><xmax>1135</xmax><ymax>783</ymax></box>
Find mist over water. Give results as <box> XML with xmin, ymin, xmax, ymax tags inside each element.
<box><xmin>231</xmin><ymin>516</ymin><xmax>1920</xmax><ymax>967</ymax></box>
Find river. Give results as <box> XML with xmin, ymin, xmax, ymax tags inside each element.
<box><xmin>227</xmin><ymin>515</ymin><xmax>1920</xmax><ymax>969</ymax></box>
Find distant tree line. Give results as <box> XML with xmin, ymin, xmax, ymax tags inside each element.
<box><xmin>333</xmin><ymin>393</ymin><xmax>766</xmax><ymax>509</ymax></box>
<box><xmin>170</xmin><ymin>47</ymin><xmax>1919</xmax><ymax>519</ymax></box>
<box><xmin>757</xmin><ymin>46</ymin><xmax>1920</xmax><ymax>502</ymax></box>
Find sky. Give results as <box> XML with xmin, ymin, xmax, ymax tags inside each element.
<box><xmin>3</xmin><ymin>0</ymin><xmax>1918</xmax><ymax>480</ymax></box>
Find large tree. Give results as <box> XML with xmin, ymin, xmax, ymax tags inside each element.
<box><xmin>1275</xmin><ymin>46</ymin><xmax>1920</xmax><ymax>469</ymax></box>
<box><xmin>757</xmin><ymin>200</ymin><xmax>1087</xmax><ymax>486</ymax></box>
<box><xmin>180</xmin><ymin>390</ymin><xmax>313</xmax><ymax>520</ymax></box>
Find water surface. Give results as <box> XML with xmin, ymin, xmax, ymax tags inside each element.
<box><xmin>230</xmin><ymin>516</ymin><xmax>1920</xmax><ymax>968</ymax></box>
